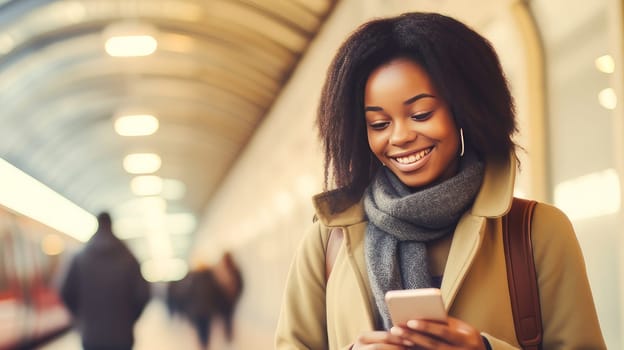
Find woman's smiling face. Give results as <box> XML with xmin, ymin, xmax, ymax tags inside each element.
<box><xmin>364</xmin><ymin>57</ymin><xmax>460</xmax><ymax>189</ymax></box>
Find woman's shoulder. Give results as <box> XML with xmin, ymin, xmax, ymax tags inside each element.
<box><xmin>531</xmin><ymin>201</ymin><xmax>573</xmax><ymax>230</ymax></box>
<box><xmin>311</xmin><ymin>188</ymin><xmax>366</xmax><ymax>228</ymax></box>
<box><xmin>529</xmin><ymin>200</ymin><xmax>580</xmax><ymax>250</ymax></box>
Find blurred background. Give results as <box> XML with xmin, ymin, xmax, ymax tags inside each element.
<box><xmin>0</xmin><ymin>0</ymin><xmax>623</xmax><ymax>349</ymax></box>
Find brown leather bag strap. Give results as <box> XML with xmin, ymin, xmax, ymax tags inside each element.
<box><xmin>325</xmin><ymin>227</ymin><xmax>344</xmax><ymax>282</ymax></box>
<box><xmin>503</xmin><ymin>198</ymin><xmax>542</xmax><ymax>350</ymax></box>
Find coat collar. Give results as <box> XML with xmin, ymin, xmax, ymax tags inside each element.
<box><xmin>312</xmin><ymin>188</ymin><xmax>365</xmax><ymax>227</ymax></box>
<box><xmin>313</xmin><ymin>155</ymin><xmax>516</xmax><ymax>224</ymax></box>
<box><xmin>470</xmin><ymin>155</ymin><xmax>515</xmax><ymax>217</ymax></box>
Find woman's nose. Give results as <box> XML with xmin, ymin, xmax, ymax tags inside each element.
<box><xmin>390</xmin><ymin>121</ymin><xmax>416</xmax><ymax>146</ymax></box>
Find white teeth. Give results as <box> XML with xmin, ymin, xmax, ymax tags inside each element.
<box><xmin>394</xmin><ymin>148</ymin><xmax>432</xmax><ymax>164</ymax></box>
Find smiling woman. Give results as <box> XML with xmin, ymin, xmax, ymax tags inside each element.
<box><xmin>276</xmin><ymin>11</ymin><xmax>606</xmax><ymax>350</ymax></box>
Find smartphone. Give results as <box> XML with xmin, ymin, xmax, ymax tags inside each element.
<box><xmin>384</xmin><ymin>288</ymin><xmax>447</xmax><ymax>326</ymax></box>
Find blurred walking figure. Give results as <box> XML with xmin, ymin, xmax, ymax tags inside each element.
<box><xmin>164</xmin><ymin>252</ymin><xmax>243</xmax><ymax>348</ymax></box>
<box><xmin>212</xmin><ymin>252</ymin><xmax>243</xmax><ymax>341</ymax></box>
<box><xmin>185</xmin><ymin>267</ymin><xmax>223</xmax><ymax>349</ymax></box>
<box><xmin>60</xmin><ymin>212</ymin><xmax>150</xmax><ymax>350</ymax></box>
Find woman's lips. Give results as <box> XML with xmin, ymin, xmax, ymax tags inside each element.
<box><xmin>389</xmin><ymin>146</ymin><xmax>434</xmax><ymax>172</ymax></box>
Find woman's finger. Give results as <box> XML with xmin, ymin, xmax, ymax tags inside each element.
<box><xmin>391</xmin><ymin>326</ymin><xmax>448</xmax><ymax>349</ymax></box>
<box><xmin>353</xmin><ymin>330</ymin><xmax>414</xmax><ymax>349</ymax></box>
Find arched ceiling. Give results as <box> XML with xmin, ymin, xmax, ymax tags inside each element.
<box><xmin>0</xmin><ymin>0</ymin><xmax>336</xmax><ymax>262</ymax></box>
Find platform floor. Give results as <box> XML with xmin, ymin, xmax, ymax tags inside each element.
<box><xmin>37</xmin><ymin>299</ymin><xmax>235</xmax><ymax>350</ymax></box>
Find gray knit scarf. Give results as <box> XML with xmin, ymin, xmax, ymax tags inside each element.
<box><xmin>363</xmin><ymin>153</ymin><xmax>484</xmax><ymax>330</ymax></box>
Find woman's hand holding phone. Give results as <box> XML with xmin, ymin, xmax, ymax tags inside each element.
<box><xmin>383</xmin><ymin>288</ymin><xmax>486</xmax><ymax>349</ymax></box>
<box><xmin>389</xmin><ymin>317</ymin><xmax>487</xmax><ymax>349</ymax></box>
<box><xmin>350</xmin><ymin>289</ymin><xmax>485</xmax><ymax>349</ymax></box>
<box><xmin>350</xmin><ymin>318</ymin><xmax>486</xmax><ymax>350</ymax></box>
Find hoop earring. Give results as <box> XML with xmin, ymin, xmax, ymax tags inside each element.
<box><xmin>459</xmin><ymin>128</ymin><xmax>465</xmax><ymax>157</ymax></box>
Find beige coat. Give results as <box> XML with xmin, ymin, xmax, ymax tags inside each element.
<box><xmin>275</xmin><ymin>156</ymin><xmax>606</xmax><ymax>349</ymax></box>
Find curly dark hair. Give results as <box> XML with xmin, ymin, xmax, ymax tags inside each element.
<box><xmin>317</xmin><ymin>12</ymin><xmax>517</xmax><ymax>200</ymax></box>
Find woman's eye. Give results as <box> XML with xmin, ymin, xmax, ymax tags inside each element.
<box><xmin>369</xmin><ymin>121</ymin><xmax>389</xmax><ymax>130</ymax></box>
<box><xmin>411</xmin><ymin>111</ymin><xmax>433</xmax><ymax>121</ymax></box>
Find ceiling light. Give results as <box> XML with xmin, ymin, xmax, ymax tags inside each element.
<box><xmin>162</xmin><ymin>178</ymin><xmax>186</xmax><ymax>200</ymax></box>
<box><xmin>105</xmin><ymin>35</ymin><xmax>157</xmax><ymax>57</ymax></box>
<box><xmin>131</xmin><ymin>175</ymin><xmax>163</xmax><ymax>196</ymax></box>
<box><xmin>166</xmin><ymin>213</ymin><xmax>197</xmax><ymax>235</ymax></box>
<box><xmin>113</xmin><ymin>196</ymin><xmax>167</xmax><ymax>220</ymax></box>
<box><xmin>113</xmin><ymin>216</ymin><xmax>145</xmax><ymax>239</ymax></box>
<box><xmin>598</xmin><ymin>88</ymin><xmax>617</xmax><ymax>110</ymax></box>
<box><xmin>114</xmin><ymin>211</ymin><xmax>195</xmax><ymax>239</ymax></box>
<box><xmin>123</xmin><ymin>153</ymin><xmax>161</xmax><ymax>174</ymax></box>
<box><xmin>141</xmin><ymin>258</ymin><xmax>188</xmax><ymax>282</ymax></box>
<box><xmin>595</xmin><ymin>55</ymin><xmax>615</xmax><ymax>74</ymax></box>
<box><xmin>145</xmin><ymin>228</ymin><xmax>172</xmax><ymax>259</ymax></box>
<box><xmin>114</xmin><ymin>114</ymin><xmax>159</xmax><ymax>136</ymax></box>
<box><xmin>0</xmin><ymin>158</ymin><xmax>97</xmax><ymax>242</ymax></box>
<box><xmin>103</xmin><ymin>21</ymin><xmax>158</xmax><ymax>57</ymax></box>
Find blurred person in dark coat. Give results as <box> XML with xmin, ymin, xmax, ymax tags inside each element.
<box><xmin>212</xmin><ymin>252</ymin><xmax>243</xmax><ymax>341</ymax></box>
<box><xmin>165</xmin><ymin>272</ymin><xmax>192</xmax><ymax>317</ymax></box>
<box><xmin>60</xmin><ymin>212</ymin><xmax>150</xmax><ymax>350</ymax></box>
<box><xmin>185</xmin><ymin>267</ymin><xmax>223</xmax><ymax>349</ymax></box>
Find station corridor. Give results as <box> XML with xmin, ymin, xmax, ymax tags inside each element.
<box><xmin>1</xmin><ymin>0</ymin><xmax>623</xmax><ymax>349</ymax></box>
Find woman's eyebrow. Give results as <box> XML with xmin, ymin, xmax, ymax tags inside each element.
<box><xmin>364</xmin><ymin>93</ymin><xmax>435</xmax><ymax>112</ymax></box>
<box><xmin>403</xmin><ymin>93</ymin><xmax>435</xmax><ymax>105</ymax></box>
